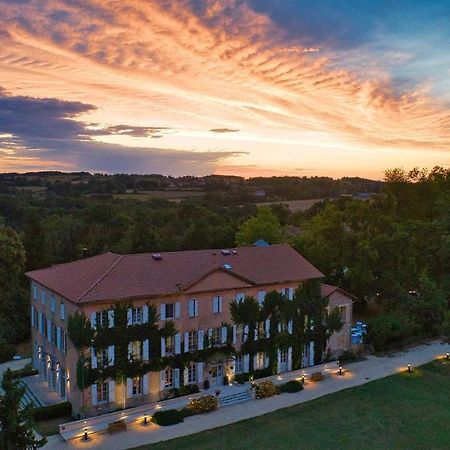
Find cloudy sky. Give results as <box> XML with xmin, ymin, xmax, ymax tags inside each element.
<box><xmin>1</xmin><ymin>0</ymin><xmax>449</xmax><ymax>178</ymax></box>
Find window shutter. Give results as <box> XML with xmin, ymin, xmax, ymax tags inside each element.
<box><xmin>160</xmin><ymin>337</ymin><xmax>166</xmax><ymax>357</ymax></box>
<box><xmin>288</xmin><ymin>320</ymin><xmax>293</xmax><ymax>334</ymax></box>
<box><xmin>277</xmin><ymin>350</ymin><xmax>281</xmax><ymax>374</ymax></box>
<box><xmin>243</xmin><ymin>325</ymin><xmax>249</xmax><ymax>342</ymax></box>
<box><xmin>198</xmin><ymin>330</ymin><xmax>204</xmax><ymax>350</ymax></box>
<box><xmin>232</xmin><ymin>325</ymin><xmax>237</xmax><ymax>344</ymax></box>
<box><xmin>288</xmin><ymin>288</ymin><xmax>294</xmax><ymax>300</ymax></box>
<box><xmin>278</xmin><ymin>322</ymin><xmax>282</xmax><ymax>333</ymax></box>
<box><xmin>128</xmin><ymin>342</ymin><xmax>133</xmax><ymax>361</ymax></box>
<box><xmin>143</xmin><ymin>305</ymin><xmax>149</xmax><ymax>323</ymax></box>
<box><xmin>218</xmin><ymin>296</ymin><xmax>223</xmax><ymax>312</ymax></box>
<box><xmin>309</xmin><ymin>341</ymin><xmax>314</xmax><ymax>367</ymax></box>
<box><xmin>184</xmin><ymin>332</ymin><xmax>189</xmax><ymax>353</ymax></box>
<box><xmin>174</xmin><ymin>368</ymin><xmax>180</xmax><ymax>388</ymax></box>
<box><xmin>265</xmin><ymin>319</ymin><xmax>271</xmax><ymax>338</ymax></box>
<box><xmin>183</xmin><ymin>368</ymin><xmax>189</xmax><ymax>385</ymax></box>
<box><xmin>197</xmin><ymin>363</ymin><xmax>203</xmax><ymax>385</ymax></box>
<box><xmin>143</xmin><ymin>374</ymin><xmax>149</xmax><ymax>395</ymax></box>
<box><xmin>188</xmin><ymin>300</ymin><xmax>194</xmax><ymax>317</ymax></box>
<box><xmin>56</xmin><ymin>327</ymin><xmax>61</xmax><ymax>350</ymax></box>
<box><xmin>38</xmin><ymin>312</ymin><xmax>43</xmax><ymax>334</ymax></box>
<box><xmin>127</xmin><ymin>308</ymin><xmax>132</xmax><ymax>326</ymax></box>
<box><xmin>212</xmin><ymin>297</ymin><xmax>218</xmax><ymax>313</ymax></box>
<box><xmin>194</xmin><ymin>299</ymin><xmax>199</xmax><ymax>317</ymax></box>
<box><xmin>257</xmin><ymin>291</ymin><xmax>266</xmax><ymax>305</ymax></box>
<box><xmin>287</xmin><ymin>347</ymin><xmax>293</xmax><ymax>371</ymax></box>
<box><xmin>143</xmin><ymin>339</ymin><xmax>149</xmax><ymax>360</ymax></box>
<box><xmin>108</xmin><ymin>346</ymin><xmax>115</xmax><ymax>366</ymax></box>
<box><xmin>60</xmin><ymin>303</ymin><xmax>65</xmax><ymax>320</ymax></box>
<box><xmin>160</xmin><ymin>371</ymin><xmax>165</xmax><ymax>391</ymax></box>
<box><xmin>126</xmin><ymin>378</ymin><xmax>132</xmax><ymax>398</ymax></box>
<box><xmin>108</xmin><ymin>310</ymin><xmax>114</xmax><ymax>328</ymax></box>
<box><xmin>160</xmin><ymin>304</ymin><xmax>166</xmax><ymax>321</ymax></box>
<box><xmin>175</xmin><ymin>302</ymin><xmax>181</xmax><ymax>319</ymax></box>
<box><xmin>91</xmin><ymin>347</ymin><xmax>97</xmax><ymax>369</ymax></box>
<box><xmin>47</xmin><ymin>319</ymin><xmax>52</xmax><ymax>343</ymax></box>
<box><xmin>254</xmin><ymin>327</ymin><xmax>258</xmax><ymax>341</ymax></box>
<box><xmin>253</xmin><ymin>354</ymin><xmax>258</xmax><ymax>370</ymax></box>
<box><xmin>175</xmin><ymin>333</ymin><xmax>181</xmax><ymax>354</ymax></box>
<box><xmin>108</xmin><ymin>380</ymin><xmax>115</xmax><ymax>402</ymax></box>
<box><xmin>265</xmin><ymin>354</ymin><xmax>270</xmax><ymax>368</ymax></box>
<box><xmin>207</xmin><ymin>328</ymin><xmax>213</xmax><ymax>347</ymax></box>
<box><xmin>90</xmin><ymin>312</ymin><xmax>97</xmax><ymax>330</ymax></box>
<box><xmin>221</xmin><ymin>326</ymin><xmax>227</xmax><ymax>344</ymax></box>
<box><xmin>243</xmin><ymin>354</ymin><xmax>250</xmax><ymax>373</ymax></box>
<box><xmin>91</xmin><ymin>384</ymin><xmax>98</xmax><ymax>406</ymax></box>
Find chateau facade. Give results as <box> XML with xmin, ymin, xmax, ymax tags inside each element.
<box><xmin>27</xmin><ymin>244</ymin><xmax>353</xmax><ymax>416</ymax></box>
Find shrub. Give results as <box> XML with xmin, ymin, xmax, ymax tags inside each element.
<box><xmin>187</xmin><ymin>395</ymin><xmax>218</xmax><ymax>415</ymax></box>
<box><xmin>11</xmin><ymin>364</ymin><xmax>39</xmax><ymax>379</ymax></box>
<box><xmin>0</xmin><ymin>339</ymin><xmax>15</xmax><ymax>363</ymax></box>
<box><xmin>254</xmin><ymin>380</ymin><xmax>277</xmax><ymax>399</ymax></box>
<box><xmin>179</xmin><ymin>384</ymin><xmax>200</xmax><ymax>397</ymax></box>
<box><xmin>280</xmin><ymin>380</ymin><xmax>303</xmax><ymax>393</ymax></box>
<box><xmin>253</xmin><ymin>368</ymin><xmax>272</xmax><ymax>380</ymax></box>
<box><xmin>366</xmin><ymin>313</ymin><xmax>419</xmax><ymax>352</ymax></box>
<box><xmin>338</xmin><ymin>349</ymin><xmax>362</xmax><ymax>363</ymax></box>
<box><xmin>32</xmin><ymin>402</ymin><xmax>72</xmax><ymax>421</ymax></box>
<box><xmin>234</xmin><ymin>373</ymin><xmax>251</xmax><ymax>384</ymax></box>
<box><xmin>151</xmin><ymin>409</ymin><xmax>184</xmax><ymax>426</ymax></box>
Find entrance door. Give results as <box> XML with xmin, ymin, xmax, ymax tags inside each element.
<box><xmin>210</xmin><ymin>364</ymin><xmax>223</xmax><ymax>387</ymax></box>
<box><xmin>279</xmin><ymin>350</ymin><xmax>288</xmax><ymax>373</ymax></box>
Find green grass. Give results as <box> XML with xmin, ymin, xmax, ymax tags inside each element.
<box><xmin>134</xmin><ymin>359</ymin><xmax>450</xmax><ymax>450</ymax></box>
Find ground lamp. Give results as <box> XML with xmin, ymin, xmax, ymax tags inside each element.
<box><xmin>143</xmin><ymin>413</ymin><xmax>148</xmax><ymax>426</ymax></box>
<box><xmin>407</xmin><ymin>364</ymin><xmax>412</xmax><ymax>372</ymax></box>
<box><xmin>83</xmin><ymin>427</ymin><xmax>88</xmax><ymax>441</ymax></box>
<box><xmin>446</xmin><ymin>352</ymin><xmax>449</xmax><ymax>361</ymax></box>
<box><xmin>339</xmin><ymin>366</ymin><xmax>343</xmax><ymax>376</ymax></box>
<box><xmin>301</xmin><ymin>375</ymin><xmax>305</xmax><ymax>385</ymax></box>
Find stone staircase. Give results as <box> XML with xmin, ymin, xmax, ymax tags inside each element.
<box><xmin>219</xmin><ymin>389</ymin><xmax>252</xmax><ymax>407</ymax></box>
<box><xmin>19</xmin><ymin>380</ymin><xmax>43</xmax><ymax>409</ymax></box>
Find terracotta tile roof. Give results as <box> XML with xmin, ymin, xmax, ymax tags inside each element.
<box><xmin>26</xmin><ymin>244</ymin><xmax>324</xmax><ymax>304</ymax></box>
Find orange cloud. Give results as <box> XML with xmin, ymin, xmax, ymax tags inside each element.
<box><xmin>0</xmin><ymin>0</ymin><xmax>449</xmax><ymax>175</ymax></box>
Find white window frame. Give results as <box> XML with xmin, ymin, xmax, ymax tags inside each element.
<box><xmin>97</xmin><ymin>381</ymin><xmax>109</xmax><ymax>404</ymax></box>
<box><xmin>188</xmin><ymin>331</ymin><xmax>198</xmax><ymax>352</ymax></box>
<box><xmin>165</xmin><ymin>303</ymin><xmax>174</xmax><ymax>319</ymax></box>
<box><xmin>96</xmin><ymin>311</ymin><xmax>109</xmax><ymax>328</ymax></box>
<box><xmin>187</xmin><ymin>364</ymin><xmax>197</xmax><ymax>384</ymax></box>
<box><xmin>131</xmin><ymin>307</ymin><xmax>142</xmax><ymax>325</ymax></box>
<box><xmin>96</xmin><ymin>348</ymin><xmax>109</xmax><ymax>367</ymax></box>
<box><xmin>165</xmin><ymin>368</ymin><xmax>174</xmax><ymax>389</ymax></box>
<box><xmin>212</xmin><ymin>296</ymin><xmax>222</xmax><ymax>314</ymax></box>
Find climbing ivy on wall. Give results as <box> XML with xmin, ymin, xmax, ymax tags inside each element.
<box><xmin>68</xmin><ymin>280</ymin><xmax>343</xmax><ymax>390</ymax></box>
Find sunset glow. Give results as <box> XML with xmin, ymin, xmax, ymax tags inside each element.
<box><xmin>1</xmin><ymin>0</ymin><xmax>449</xmax><ymax>177</ymax></box>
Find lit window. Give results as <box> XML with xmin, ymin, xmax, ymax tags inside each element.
<box><xmin>255</xmin><ymin>352</ymin><xmax>265</xmax><ymax>370</ymax></box>
<box><xmin>132</xmin><ymin>376</ymin><xmax>142</xmax><ymax>395</ymax></box>
<box><xmin>164</xmin><ymin>368</ymin><xmax>173</xmax><ymax>388</ymax></box>
<box><xmin>187</xmin><ymin>364</ymin><xmax>197</xmax><ymax>384</ymax></box>
<box><xmin>130</xmin><ymin>341</ymin><xmax>142</xmax><ymax>360</ymax></box>
<box><xmin>165</xmin><ymin>336</ymin><xmax>174</xmax><ymax>355</ymax></box>
<box><xmin>210</xmin><ymin>328</ymin><xmax>221</xmax><ymax>346</ymax></box>
<box><xmin>97</xmin><ymin>381</ymin><xmax>109</xmax><ymax>403</ymax></box>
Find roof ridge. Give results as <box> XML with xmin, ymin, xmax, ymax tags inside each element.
<box><xmin>77</xmin><ymin>254</ymin><xmax>123</xmax><ymax>302</ymax></box>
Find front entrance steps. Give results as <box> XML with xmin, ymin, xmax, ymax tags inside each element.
<box><xmin>219</xmin><ymin>389</ymin><xmax>252</xmax><ymax>407</ymax></box>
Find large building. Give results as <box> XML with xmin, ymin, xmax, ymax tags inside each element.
<box><xmin>26</xmin><ymin>244</ymin><xmax>353</xmax><ymax>416</ymax></box>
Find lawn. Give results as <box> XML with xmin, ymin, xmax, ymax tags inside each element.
<box><xmin>134</xmin><ymin>359</ymin><xmax>450</xmax><ymax>450</ymax></box>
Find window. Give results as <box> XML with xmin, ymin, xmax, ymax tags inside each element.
<box><xmin>235</xmin><ymin>356</ymin><xmax>244</xmax><ymax>374</ymax></box>
<box><xmin>32</xmin><ymin>284</ymin><xmax>38</xmax><ymax>301</ymax></box>
<box><xmin>42</xmin><ymin>315</ymin><xmax>47</xmax><ymax>337</ymax></box>
<box><xmin>60</xmin><ymin>302</ymin><xmax>65</xmax><ymax>321</ymax></box>
<box><xmin>255</xmin><ymin>352</ymin><xmax>265</xmax><ymax>370</ymax></box>
<box><xmin>165</xmin><ymin>336</ymin><xmax>174</xmax><ymax>355</ymax></box>
<box><xmin>165</xmin><ymin>303</ymin><xmax>174</xmax><ymax>319</ymax></box>
<box><xmin>188</xmin><ymin>299</ymin><xmax>198</xmax><ymax>318</ymax></box>
<box><xmin>131</xmin><ymin>307</ymin><xmax>142</xmax><ymax>324</ymax></box>
<box><xmin>50</xmin><ymin>295</ymin><xmax>56</xmax><ymax>313</ymax></box>
<box><xmin>238</xmin><ymin>325</ymin><xmax>246</xmax><ymax>342</ymax></box>
<box><xmin>236</xmin><ymin>292</ymin><xmax>245</xmax><ymax>303</ymax></box>
<box><xmin>132</xmin><ymin>376</ymin><xmax>142</xmax><ymax>396</ymax></box>
<box><xmin>61</xmin><ymin>331</ymin><xmax>67</xmax><ymax>354</ymax></box>
<box><xmin>130</xmin><ymin>341</ymin><xmax>142</xmax><ymax>360</ymax></box>
<box><xmin>188</xmin><ymin>331</ymin><xmax>198</xmax><ymax>352</ymax></box>
<box><xmin>257</xmin><ymin>291</ymin><xmax>266</xmax><ymax>305</ymax></box>
<box><xmin>97</xmin><ymin>381</ymin><xmax>109</xmax><ymax>404</ymax></box>
<box><xmin>164</xmin><ymin>368</ymin><xmax>174</xmax><ymax>388</ymax></box>
<box><xmin>97</xmin><ymin>348</ymin><xmax>109</xmax><ymax>367</ymax></box>
<box><xmin>339</xmin><ymin>306</ymin><xmax>347</xmax><ymax>323</ymax></box>
<box><xmin>96</xmin><ymin>311</ymin><xmax>109</xmax><ymax>328</ymax></box>
<box><xmin>41</xmin><ymin>290</ymin><xmax>46</xmax><ymax>306</ymax></box>
<box><xmin>212</xmin><ymin>296</ymin><xmax>222</xmax><ymax>314</ymax></box>
<box><xmin>210</xmin><ymin>328</ymin><xmax>221</xmax><ymax>347</ymax></box>
<box><xmin>279</xmin><ymin>321</ymin><xmax>288</xmax><ymax>333</ymax></box>
<box><xmin>187</xmin><ymin>364</ymin><xmax>197</xmax><ymax>384</ymax></box>
<box><xmin>51</xmin><ymin>322</ymin><xmax>57</xmax><ymax>346</ymax></box>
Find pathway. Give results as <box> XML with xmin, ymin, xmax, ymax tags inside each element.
<box><xmin>42</xmin><ymin>341</ymin><xmax>449</xmax><ymax>450</ymax></box>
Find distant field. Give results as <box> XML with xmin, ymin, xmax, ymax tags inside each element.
<box><xmin>135</xmin><ymin>359</ymin><xmax>450</xmax><ymax>450</ymax></box>
<box><xmin>113</xmin><ymin>190</ymin><xmax>205</xmax><ymax>202</ymax></box>
<box><xmin>256</xmin><ymin>198</ymin><xmax>328</xmax><ymax>212</ymax></box>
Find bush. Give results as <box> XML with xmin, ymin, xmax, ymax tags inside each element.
<box><xmin>254</xmin><ymin>380</ymin><xmax>277</xmax><ymax>399</ymax></box>
<box><xmin>11</xmin><ymin>364</ymin><xmax>39</xmax><ymax>379</ymax></box>
<box><xmin>151</xmin><ymin>409</ymin><xmax>184</xmax><ymax>426</ymax></box>
<box><xmin>32</xmin><ymin>402</ymin><xmax>72</xmax><ymax>421</ymax></box>
<box><xmin>179</xmin><ymin>384</ymin><xmax>200</xmax><ymax>397</ymax></box>
<box><xmin>187</xmin><ymin>395</ymin><xmax>218</xmax><ymax>415</ymax></box>
<box><xmin>234</xmin><ymin>373</ymin><xmax>251</xmax><ymax>384</ymax></box>
<box><xmin>253</xmin><ymin>368</ymin><xmax>272</xmax><ymax>380</ymax></box>
<box><xmin>280</xmin><ymin>380</ymin><xmax>303</xmax><ymax>393</ymax></box>
<box><xmin>338</xmin><ymin>349</ymin><xmax>362</xmax><ymax>363</ymax></box>
<box><xmin>366</xmin><ymin>313</ymin><xmax>419</xmax><ymax>352</ymax></box>
<box><xmin>0</xmin><ymin>338</ymin><xmax>15</xmax><ymax>363</ymax></box>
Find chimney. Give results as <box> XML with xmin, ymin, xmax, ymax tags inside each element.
<box><xmin>82</xmin><ymin>248</ymin><xmax>88</xmax><ymax>259</ymax></box>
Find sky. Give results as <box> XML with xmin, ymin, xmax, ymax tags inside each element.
<box><xmin>0</xmin><ymin>0</ymin><xmax>449</xmax><ymax>179</ymax></box>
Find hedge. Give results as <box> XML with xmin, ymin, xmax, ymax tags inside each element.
<box><xmin>11</xmin><ymin>364</ymin><xmax>39</xmax><ymax>379</ymax></box>
<box><xmin>280</xmin><ymin>380</ymin><xmax>303</xmax><ymax>393</ymax></box>
<box><xmin>32</xmin><ymin>402</ymin><xmax>72</xmax><ymax>421</ymax></box>
<box><xmin>151</xmin><ymin>409</ymin><xmax>185</xmax><ymax>426</ymax></box>
<box><xmin>186</xmin><ymin>395</ymin><xmax>218</xmax><ymax>415</ymax></box>
<box><xmin>254</xmin><ymin>380</ymin><xmax>277</xmax><ymax>399</ymax></box>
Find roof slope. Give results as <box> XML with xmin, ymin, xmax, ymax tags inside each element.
<box><xmin>26</xmin><ymin>244</ymin><xmax>324</xmax><ymax>304</ymax></box>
